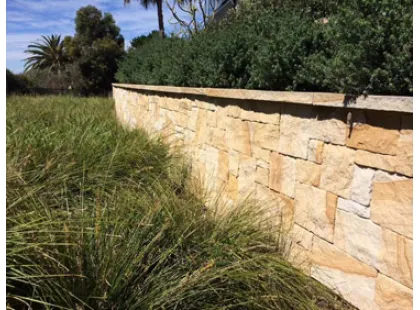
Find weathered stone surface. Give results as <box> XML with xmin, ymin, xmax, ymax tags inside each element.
<box><xmin>307</xmin><ymin>140</ymin><xmax>324</xmax><ymax>164</ymax></box>
<box><xmin>218</xmin><ymin>151</ymin><xmax>229</xmax><ymax>182</ymax></box>
<box><xmin>294</xmin><ymin>184</ymin><xmax>336</xmax><ymax>242</ymax></box>
<box><xmin>288</xmin><ymin>225</ymin><xmax>313</xmax><ymax>274</ymax></box>
<box><xmin>228</xmin><ymin>151</ymin><xmax>239</xmax><ymax>176</ymax></box>
<box><xmin>350</xmin><ymin>166</ymin><xmax>375</xmax><ymax>206</ymax></box>
<box><xmin>311</xmin><ymin>237</ymin><xmax>378</xmax><ymax>310</ymax></box>
<box><xmin>193</xmin><ymin>109</ymin><xmax>208</xmax><ymax>145</ymax></box>
<box><xmin>256</xmin><ymin>166</ymin><xmax>269</xmax><ymax>187</ymax></box>
<box><xmin>311</xmin><ymin>108</ymin><xmax>347</xmax><ymax>145</ymax></box>
<box><xmin>249</xmin><ymin>122</ymin><xmax>280</xmax><ymax>151</ymax></box>
<box><xmin>269</xmin><ymin>153</ymin><xmax>296</xmax><ymax>198</ymax></box>
<box><xmin>337</xmin><ymin>198</ymin><xmax>370</xmax><ymax>219</ymax></box>
<box><xmin>395</xmin><ymin>126</ymin><xmax>413</xmax><ymax>177</ymax></box>
<box><xmin>206</xmin><ymin>110</ymin><xmax>218</xmax><ymax>127</ymax></box>
<box><xmin>380</xmin><ymin>228</ymin><xmax>413</xmax><ymax>289</ymax></box>
<box><xmin>187</xmin><ymin>107</ymin><xmax>199</xmax><ymax>131</ymax></box>
<box><xmin>296</xmin><ymin>159</ymin><xmax>321</xmax><ymax>187</ymax></box>
<box><xmin>320</xmin><ymin>144</ymin><xmax>355</xmax><ymax>199</ymax></box>
<box><xmin>255</xmin><ymin>110</ymin><xmax>280</xmax><ymax>124</ymax></box>
<box><xmin>211</xmin><ymin>128</ymin><xmax>227</xmax><ymax>151</ymax></box>
<box><xmin>375</xmin><ymin>273</ymin><xmax>413</xmax><ymax>310</ymax></box>
<box><xmin>335</xmin><ymin>210</ymin><xmax>382</xmax><ymax>268</ymax></box>
<box><xmin>279</xmin><ymin>106</ymin><xmax>312</xmax><ymax>159</ymax></box>
<box><xmin>237</xmin><ymin>155</ymin><xmax>257</xmax><ymax>197</ymax></box>
<box><xmin>371</xmin><ymin>179</ymin><xmax>412</xmax><ymax>238</ymax></box>
<box><xmin>226</xmin><ymin>174</ymin><xmax>238</xmax><ymax>201</ymax></box>
<box><xmin>290</xmin><ymin>224</ymin><xmax>313</xmax><ymax>250</ymax></box>
<box><xmin>346</xmin><ymin>118</ymin><xmax>400</xmax><ymax>155</ymax></box>
<box><xmin>253</xmin><ymin>147</ymin><xmax>271</xmax><ymax>165</ymax></box>
<box><xmin>374</xmin><ymin>170</ymin><xmax>408</xmax><ymax>182</ymax></box>
<box><xmin>215</xmin><ymin>107</ymin><xmax>229</xmax><ymax>130</ymax></box>
<box><xmin>226</xmin><ymin>118</ymin><xmax>252</xmax><ymax>156</ymax></box>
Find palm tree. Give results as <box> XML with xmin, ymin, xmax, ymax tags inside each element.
<box><xmin>24</xmin><ymin>35</ymin><xmax>68</xmax><ymax>73</ymax></box>
<box><xmin>124</xmin><ymin>0</ymin><xmax>165</xmax><ymax>38</ymax></box>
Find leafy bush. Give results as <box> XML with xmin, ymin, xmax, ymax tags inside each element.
<box><xmin>6</xmin><ymin>69</ymin><xmax>32</xmax><ymax>94</ymax></box>
<box><xmin>117</xmin><ymin>0</ymin><xmax>412</xmax><ymax>95</ymax></box>
<box><xmin>7</xmin><ymin>96</ymin><xmax>354</xmax><ymax>310</ymax></box>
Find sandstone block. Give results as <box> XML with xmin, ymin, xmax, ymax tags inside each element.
<box><xmin>371</xmin><ymin>179</ymin><xmax>412</xmax><ymax>238</ymax></box>
<box><xmin>311</xmin><ymin>108</ymin><xmax>347</xmax><ymax>145</ymax></box>
<box><xmin>218</xmin><ymin>151</ymin><xmax>229</xmax><ymax>182</ymax></box>
<box><xmin>228</xmin><ymin>151</ymin><xmax>239</xmax><ymax>176</ymax></box>
<box><xmin>335</xmin><ymin>210</ymin><xmax>382</xmax><ymax>268</ymax></box>
<box><xmin>375</xmin><ymin>273</ymin><xmax>413</xmax><ymax>310</ymax></box>
<box><xmin>350</xmin><ymin>166</ymin><xmax>375</xmax><ymax>206</ymax></box>
<box><xmin>255</xmin><ymin>111</ymin><xmax>280</xmax><ymax>124</ymax></box>
<box><xmin>226</xmin><ymin>174</ymin><xmax>238</xmax><ymax>201</ymax></box>
<box><xmin>307</xmin><ymin>140</ymin><xmax>324</xmax><ymax>164</ymax></box>
<box><xmin>206</xmin><ymin>110</ymin><xmax>217</xmax><ymax>127</ymax></box>
<box><xmin>296</xmin><ymin>159</ymin><xmax>321</xmax><ymax>187</ymax></box>
<box><xmin>294</xmin><ymin>184</ymin><xmax>336</xmax><ymax>242</ymax></box>
<box><xmin>269</xmin><ymin>153</ymin><xmax>296</xmax><ymax>198</ymax></box>
<box><xmin>256</xmin><ymin>166</ymin><xmax>269</xmax><ymax>187</ymax></box>
<box><xmin>290</xmin><ymin>224</ymin><xmax>313</xmax><ymax>251</ymax></box>
<box><xmin>379</xmin><ymin>228</ymin><xmax>413</xmax><ymax>288</ymax></box>
<box><xmin>237</xmin><ymin>155</ymin><xmax>257</xmax><ymax>197</ymax></box>
<box><xmin>253</xmin><ymin>146</ymin><xmax>271</xmax><ymax>164</ymax></box>
<box><xmin>320</xmin><ymin>144</ymin><xmax>355</xmax><ymax>199</ymax></box>
<box><xmin>337</xmin><ymin>198</ymin><xmax>370</xmax><ymax>219</ymax></box>
<box><xmin>187</xmin><ymin>108</ymin><xmax>199</xmax><ymax>131</ymax></box>
<box><xmin>249</xmin><ymin>122</ymin><xmax>280</xmax><ymax>151</ymax></box>
<box><xmin>226</xmin><ymin>118</ymin><xmax>252</xmax><ymax>156</ymax></box>
<box><xmin>211</xmin><ymin>128</ymin><xmax>227</xmax><ymax>151</ymax></box>
<box><xmin>311</xmin><ymin>237</ymin><xmax>378</xmax><ymax>310</ymax></box>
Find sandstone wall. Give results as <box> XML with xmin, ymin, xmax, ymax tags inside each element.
<box><xmin>113</xmin><ymin>84</ymin><xmax>413</xmax><ymax>310</ymax></box>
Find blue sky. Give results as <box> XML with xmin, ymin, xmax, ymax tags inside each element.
<box><xmin>6</xmin><ymin>0</ymin><xmax>182</xmax><ymax>73</ymax></box>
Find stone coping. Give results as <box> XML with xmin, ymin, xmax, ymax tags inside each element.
<box><xmin>113</xmin><ymin>83</ymin><xmax>413</xmax><ymax>113</ymax></box>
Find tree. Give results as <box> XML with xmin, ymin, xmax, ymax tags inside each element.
<box><xmin>124</xmin><ymin>0</ymin><xmax>166</xmax><ymax>38</ymax></box>
<box><xmin>130</xmin><ymin>30</ymin><xmax>160</xmax><ymax>50</ymax></box>
<box><xmin>24</xmin><ymin>34</ymin><xmax>69</xmax><ymax>73</ymax></box>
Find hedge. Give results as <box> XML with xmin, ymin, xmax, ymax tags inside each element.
<box><xmin>116</xmin><ymin>0</ymin><xmax>412</xmax><ymax>96</ymax></box>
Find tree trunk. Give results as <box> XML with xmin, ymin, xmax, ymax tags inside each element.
<box><xmin>156</xmin><ymin>0</ymin><xmax>165</xmax><ymax>38</ymax></box>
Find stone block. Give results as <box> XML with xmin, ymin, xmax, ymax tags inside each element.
<box><xmin>307</xmin><ymin>140</ymin><xmax>324</xmax><ymax>164</ymax></box>
<box><xmin>320</xmin><ymin>144</ymin><xmax>355</xmax><ymax>199</ymax></box>
<box><xmin>334</xmin><ymin>209</ymin><xmax>382</xmax><ymax>268</ymax></box>
<box><xmin>207</xmin><ymin>110</ymin><xmax>218</xmax><ymax>127</ymax></box>
<box><xmin>249</xmin><ymin>122</ymin><xmax>280</xmax><ymax>151</ymax></box>
<box><xmin>253</xmin><ymin>146</ymin><xmax>271</xmax><ymax>164</ymax></box>
<box><xmin>296</xmin><ymin>159</ymin><xmax>321</xmax><ymax>187</ymax></box>
<box><xmin>350</xmin><ymin>166</ymin><xmax>375</xmax><ymax>206</ymax></box>
<box><xmin>256</xmin><ymin>166</ymin><xmax>269</xmax><ymax>186</ymax></box>
<box><xmin>218</xmin><ymin>151</ymin><xmax>229</xmax><ymax>182</ymax></box>
<box><xmin>187</xmin><ymin>108</ymin><xmax>199</xmax><ymax>131</ymax></box>
<box><xmin>311</xmin><ymin>108</ymin><xmax>347</xmax><ymax>145</ymax></box>
<box><xmin>228</xmin><ymin>151</ymin><xmax>239</xmax><ymax>176</ymax></box>
<box><xmin>294</xmin><ymin>184</ymin><xmax>336</xmax><ymax>242</ymax></box>
<box><xmin>311</xmin><ymin>237</ymin><xmax>378</xmax><ymax>310</ymax></box>
<box><xmin>371</xmin><ymin>179</ymin><xmax>412</xmax><ymax>238</ymax></box>
<box><xmin>226</xmin><ymin>174</ymin><xmax>238</xmax><ymax>201</ymax></box>
<box><xmin>269</xmin><ymin>153</ymin><xmax>296</xmax><ymax>198</ymax></box>
<box><xmin>226</xmin><ymin>118</ymin><xmax>252</xmax><ymax>156</ymax></box>
<box><xmin>375</xmin><ymin>273</ymin><xmax>413</xmax><ymax>310</ymax></box>
<box><xmin>237</xmin><ymin>155</ymin><xmax>257</xmax><ymax>197</ymax></box>
<box><xmin>337</xmin><ymin>198</ymin><xmax>370</xmax><ymax>219</ymax></box>
<box><xmin>211</xmin><ymin>128</ymin><xmax>227</xmax><ymax>151</ymax></box>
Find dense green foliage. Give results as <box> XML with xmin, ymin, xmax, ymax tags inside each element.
<box><xmin>6</xmin><ymin>69</ymin><xmax>32</xmax><ymax>94</ymax></box>
<box><xmin>7</xmin><ymin>96</ymin><xmax>353</xmax><ymax>310</ymax></box>
<box><xmin>117</xmin><ymin>0</ymin><xmax>412</xmax><ymax>95</ymax></box>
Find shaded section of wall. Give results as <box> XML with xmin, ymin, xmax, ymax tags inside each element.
<box><xmin>113</xmin><ymin>84</ymin><xmax>413</xmax><ymax>310</ymax></box>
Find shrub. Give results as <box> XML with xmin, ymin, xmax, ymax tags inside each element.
<box><xmin>116</xmin><ymin>0</ymin><xmax>412</xmax><ymax>95</ymax></box>
<box><xmin>6</xmin><ymin>69</ymin><xmax>32</xmax><ymax>95</ymax></box>
<box><xmin>7</xmin><ymin>96</ymin><xmax>354</xmax><ymax>310</ymax></box>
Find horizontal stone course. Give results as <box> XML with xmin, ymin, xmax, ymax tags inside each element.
<box><xmin>113</xmin><ymin>85</ymin><xmax>413</xmax><ymax>310</ymax></box>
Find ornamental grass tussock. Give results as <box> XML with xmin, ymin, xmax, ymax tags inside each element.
<box><xmin>7</xmin><ymin>96</ymin><xmax>354</xmax><ymax>310</ymax></box>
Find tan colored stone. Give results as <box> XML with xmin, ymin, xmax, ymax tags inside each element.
<box><xmin>256</xmin><ymin>166</ymin><xmax>269</xmax><ymax>186</ymax></box>
<box><xmin>311</xmin><ymin>109</ymin><xmax>347</xmax><ymax>145</ymax></box>
<box><xmin>249</xmin><ymin>122</ymin><xmax>280</xmax><ymax>151</ymax></box>
<box><xmin>296</xmin><ymin>159</ymin><xmax>321</xmax><ymax>187</ymax></box>
<box><xmin>226</xmin><ymin>174</ymin><xmax>238</xmax><ymax>201</ymax></box>
<box><xmin>237</xmin><ymin>155</ymin><xmax>257</xmax><ymax>197</ymax></box>
<box><xmin>279</xmin><ymin>105</ymin><xmax>313</xmax><ymax>159</ymax></box>
<box><xmin>253</xmin><ymin>146</ymin><xmax>271</xmax><ymax>165</ymax></box>
<box><xmin>395</xmin><ymin>127</ymin><xmax>413</xmax><ymax>177</ymax></box>
<box><xmin>187</xmin><ymin>108</ymin><xmax>199</xmax><ymax>131</ymax></box>
<box><xmin>228</xmin><ymin>151</ymin><xmax>239</xmax><ymax>176</ymax></box>
<box><xmin>311</xmin><ymin>237</ymin><xmax>378</xmax><ymax>310</ymax></box>
<box><xmin>380</xmin><ymin>229</ymin><xmax>412</xmax><ymax>289</ymax></box>
<box><xmin>350</xmin><ymin>166</ymin><xmax>375</xmax><ymax>206</ymax></box>
<box><xmin>215</xmin><ymin>107</ymin><xmax>229</xmax><ymax>130</ymax></box>
<box><xmin>290</xmin><ymin>224</ymin><xmax>313</xmax><ymax>251</ymax></box>
<box><xmin>179</xmin><ymin>99</ymin><xmax>192</xmax><ymax>111</ymax></box>
<box><xmin>255</xmin><ymin>111</ymin><xmax>280</xmax><ymax>124</ymax></box>
<box><xmin>307</xmin><ymin>140</ymin><xmax>324</xmax><ymax>164</ymax></box>
<box><xmin>193</xmin><ymin>109</ymin><xmax>208</xmax><ymax>145</ymax></box>
<box><xmin>294</xmin><ymin>184</ymin><xmax>335</xmax><ymax>242</ymax></box>
<box><xmin>335</xmin><ymin>209</ymin><xmax>382</xmax><ymax>268</ymax></box>
<box><xmin>269</xmin><ymin>153</ymin><xmax>296</xmax><ymax>198</ymax></box>
<box><xmin>337</xmin><ymin>198</ymin><xmax>370</xmax><ymax>219</ymax></box>
<box><xmin>211</xmin><ymin>128</ymin><xmax>227</xmax><ymax>151</ymax></box>
<box><xmin>320</xmin><ymin>144</ymin><xmax>355</xmax><ymax>199</ymax></box>
<box><xmin>226</xmin><ymin>118</ymin><xmax>251</xmax><ymax>156</ymax></box>
<box><xmin>375</xmin><ymin>273</ymin><xmax>413</xmax><ymax>310</ymax></box>
<box><xmin>371</xmin><ymin>179</ymin><xmax>412</xmax><ymax>238</ymax></box>
<box><xmin>226</xmin><ymin>105</ymin><xmax>241</xmax><ymax>118</ymax></box>
<box><xmin>206</xmin><ymin>110</ymin><xmax>217</xmax><ymax>127</ymax></box>
<box><xmin>346</xmin><ymin>124</ymin><xmax>400</xmax><ymax>155</ymax></box>
<box><xmin>218</xmin><ymin>151</ymin><xmax>229</xmax><ymax>182</ymax></box>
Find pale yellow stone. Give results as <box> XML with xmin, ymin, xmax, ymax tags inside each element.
<box><xmin>228</xmin><ymin>151</ymin><xmax>239</xmax><ymax>176</ymax></box>
<box><xmin>256</xmin><ymin>166</ymin><xmax>269</xmax><ymax>186</ymax></box>
<box><xmin>226</xmin><ymin>174</ymin><xmax>238</xmax><ymax>201</ymax></box>
<box><xmin>206</xmin><ymin>110</ymin><xmax>217</xmax><ymax>127</ymax></box>
<box><xmin>193</xmin><ymin>109</ymin><xmax>208</xmax><ymax>145</ymax></box>
<box><xmin>211</xmin><ymin>128</ymin><xmax>227</xmax><ymax>151</ymax></box>
<box><xmin>310</xmin><ymin>109</ymin><xmax>347</xmax><ymax>145</ymax></box>
<box><xmin>319</xmin><ymin>144</ymin><xmax>355</xmax><ymax>199</ymax></box>
<box><xmin>371</xmin><ymin>179</ymin><xmax>412</xmax><ymax>238</ymax></box>
<box><xmin>215</xmin><ymin>107</ymin><xmax>229</xmax><ymax>130</ymax></box>
<box><xmin>226</xmin><ymin>118</ymin><xmax>251</xmax><ymax>156</ymax></box>
<box><xmin>249</xmin><ymin>122</ymin><xmax>280</xmax><ymax>151</ymax></box>
<box><xmin>187</xmin><ymin>108</ymin><xmax>199</xmax><ymax>131</ymax></box>
<box><xmin>294</xmin><ymin>184</ymin><xmax>335</xmax><ymax>242</ymax></box>
<box><xmin>335</xmin><ymin>209</ymin><xmax>382</xmax><ymax>268</ymax></box>
<box><xmin>253</xmin><ymin>146</ymin><xmax>271</xmax><ymax>165</ymax></box>
<box><xmin>254</xmin><ymin>111</ymin><xmax>280</xmax><ymax>124</ymax></box>
<box><xmin>289</xmin><ymin>224</ymin><xmax>313</xmax><ymax>251</ymax></box>
<box><xmin>380</xmin><ymin>229</ymin><xmax>413</xmax><ymax>289</ymax></box>
<box><xmin>296</xmin><ymin>159</ymin><xmax>321</xmax><ymax>187</ymax></box>
<box><xmin>226</xmin><ymin>105</ymin><xmax>241</xmax><ymax>118</ymax></box>
<box><xmin>375</xmin><ymin>273</ymin><xmax>413</xmax><ymax>310</ymax></box>
<box><xmin>269</xmin><ymin>152</ymin><xmax>296</xmax><ymax>198</ymax></box>
<box><xmin>307</xmin><ymin>140</ymin><xmax>324</xmax><ymax>164</ymax></box>
<box><xmin>311</xmin><ymin>237</ymin><xmax>379</xmax><ymax>310</ymax></box>
<box><xmin>179</xmin><ymin>99</ymin><xmax>192</xmax><ymax>111</ymax></box>
<box><xmin>237</xmin><ymin>155</ymin><xmax>257</xmax><ymax>197</ymax></box>
<box><xmin>218</xmin><ymin>151</ymin><xmax>229</xmax><ymax>182</ymax></box>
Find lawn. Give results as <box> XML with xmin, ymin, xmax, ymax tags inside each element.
<box><xmin>6</xmin><ymin>96</ymin><xmax>353</xmax><ymax>310</ymax></box>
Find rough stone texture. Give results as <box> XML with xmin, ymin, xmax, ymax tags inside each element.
<box><xmin>114</xmin><ymin>86</ymin><xmax>413</xmax><ymax>310</ymax></box>
<box><xmin>320</xmin><ymin>144</ymin><xmax>355</xmax><ymax>199</ymax></box>
<box><xmin>269</xmin><ymin>152</ymin><xmax>296</xmax><ymax>198</ymax></box>
<box><xmin>337</xmin><ymin>198</ymin><xmax>370</xmax><ymax>219</ymax></box>
<box><xmin>375</xmin><ymin>274</ymin><xmax>413</xmax><ymax>310</ymax></box>
<box><xmin>294</xmin><ymin>184</ymin><xmax>336</xmax><ymax>243</ymax></box>
<box><xmin>371</xmin><ymin>179</ymin><xmax>412</xmax><ymax>238</ymax></box>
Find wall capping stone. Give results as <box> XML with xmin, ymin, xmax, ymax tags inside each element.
<box><xmin>113</xmin><ymin>83</ymin><xmax>413</xmax><ymax>113</ymax></box>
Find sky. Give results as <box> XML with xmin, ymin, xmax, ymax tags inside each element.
<box><xmin>6</xmin><ymin>0</ymin><xmax>183</xmax><ymax>73</ymax></box>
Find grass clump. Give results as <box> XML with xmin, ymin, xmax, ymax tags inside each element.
<box><xmin>7</xmin><ymin>96</ymin><xmax>353</xmax><ymax>310</ymax></box>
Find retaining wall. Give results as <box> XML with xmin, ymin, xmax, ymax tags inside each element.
<box><xmin>113</xmin><ymin>83</ymin><xmax>413</xmax><ymax>310</ymax></box>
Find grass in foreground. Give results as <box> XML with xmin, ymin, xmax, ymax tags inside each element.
<box><xmin>7</xmin><ymin>95</ymin><xmax>353</xmax><ymax>310</ymax></box>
